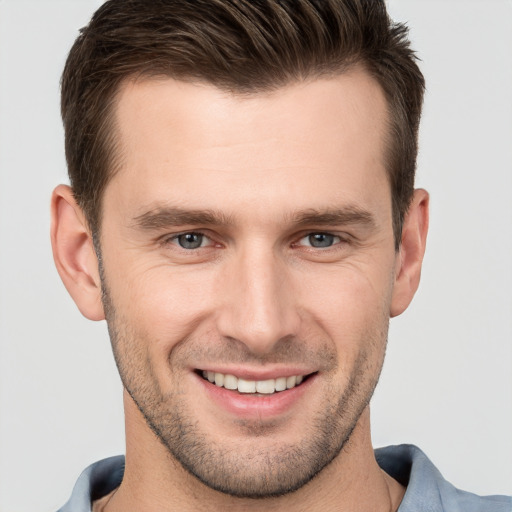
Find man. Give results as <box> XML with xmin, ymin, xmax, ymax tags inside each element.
<box><xmin>50</xmin><ymin>1</ymin><xmax>510</xmax><ymax>511</ymax></box>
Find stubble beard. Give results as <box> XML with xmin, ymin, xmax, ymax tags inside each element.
<box><xmin>101</xmin><ymin>280</ymin><xmax>388</xmax><ymax>499</ymax></box>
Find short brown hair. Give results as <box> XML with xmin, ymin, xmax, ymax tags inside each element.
<box><xmin>61</xmin><ymin>0</ymin><xmax>424</xmax><ymax>247</ymax></box>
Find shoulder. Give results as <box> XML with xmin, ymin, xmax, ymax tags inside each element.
<box><xmin>57</xmin><ymin>456</ymin><xmax>125</xmax><ymax>512</ymax></box>
<box><xmin>375</xmin><ymin>444</ymin><xmax>511</xmax><ymax>512</ymax></box>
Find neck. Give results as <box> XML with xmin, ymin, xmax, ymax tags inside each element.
<box><xmin>103</xmin><ymin>394</ymin><xmax>405</xmax><ymax>512</ymax></box>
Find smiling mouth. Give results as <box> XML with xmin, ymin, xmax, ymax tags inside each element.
<box><xmin>197</xmin><ymin>370</ymin><xmax>314</xmax><ymax>395</ymax></box>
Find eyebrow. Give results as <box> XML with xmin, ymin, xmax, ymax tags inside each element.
<box><xmin>289</xmin><ymin>207</ymin><xmax>376</xmax><ymax>229</ymax></box>
<box><xmin>132</xmin><ymin>205</ymin><xmax>376</xmax><ymax>231</ymax></box>
<box><xmin>132</xmin><ymin>207</ymin><xmax>234</xmax><ymax>230</ymax></box>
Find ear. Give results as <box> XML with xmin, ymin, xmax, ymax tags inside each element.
<box><xmin>51</xmin><ymin>185</ymin><xmax>105</xmax><ymax>321</ymax></box>
<box><xmin>390</xmin><ymin>189</ymin><xmax>429</xmax><ymax>317</ymax></box>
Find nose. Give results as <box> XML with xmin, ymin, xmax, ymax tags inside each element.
<box><xmin>216</xmin><ymin>244</ymin><xmax>301</xmax><ymax>356</ymax></box>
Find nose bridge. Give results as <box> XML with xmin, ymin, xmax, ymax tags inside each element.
<box><xmin>217</xmin><ymin>241</ymin><xmax>298</xmax><ymax>355</ymax></box>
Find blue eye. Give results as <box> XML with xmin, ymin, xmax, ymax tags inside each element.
<box><xmin>303</xmin><ymin>233</ymin><xmax>340</xmax><ymax>248</ymax></box>
<box><xmin>176</xmin><ymin>233</ymin><xmax>206</xmax><ymax>249</ymax></box>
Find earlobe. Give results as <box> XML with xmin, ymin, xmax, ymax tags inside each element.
<box><xmin>390</xmin><ymin>189</ymin><xmax>429</xmax><ymax>317</ymax></box>
<box><xmin>50</xmin><ymin>184</ymin><xmax>105</xmax><ymax>321</ymax></box>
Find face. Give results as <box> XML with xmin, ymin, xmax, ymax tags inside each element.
<box><xmin>99</xmin><ymin>70</ymin><xmax>398</xmax><ymax>497</ymax></box>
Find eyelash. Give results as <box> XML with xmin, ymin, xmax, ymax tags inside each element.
<box><xmin>295</xmin><ymin>233</ymin><xmax>344</xmax><ymax>249</ymax></box>
<box><xmin>162</xmin><ymin>231</ymin><xmax>348</xmax><ymax>251</ymax></box>
<box><xmin>164</xmin><ymin>232</ymin><xmax>215</xmax><ymax>250</ymax></box>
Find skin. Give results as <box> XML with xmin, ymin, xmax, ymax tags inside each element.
<box><xmin>51</xmin><ymin>68</ymin><xmax>429</xmax><ymax>511</ymax></box>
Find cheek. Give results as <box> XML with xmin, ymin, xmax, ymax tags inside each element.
<box><xmin>109</xmin><ymin>263</ymin><xmax>219</xmax><ymax>352</ymax></box>
<box><xmin>299</xmin><ymin>263</ymin><xmax>393</xmax><ymax>363</ymax></box>
<box><xmin>104</xmin><ymin>243</ymin><xmax>395</xmax><ymax>364</ymax></box>
<box><xmin>302</xmin><ymin>263</ymin><xmax>393</xmax><ymax>325</ymax></box>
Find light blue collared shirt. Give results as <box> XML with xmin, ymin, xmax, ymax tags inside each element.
<box><xmin>58</xmin><ymin>444</ymin><xmax>512</xmax><ymax>511</ymax></box>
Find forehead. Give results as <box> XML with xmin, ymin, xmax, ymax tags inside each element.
<box><xmin>106</xmin><ymin>69</ymin><xmax>391</xmax><ymax>223</ymax></box>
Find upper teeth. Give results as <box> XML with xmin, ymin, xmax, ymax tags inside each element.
<box><xmin>202</xmin><ymin>371</ymin><xmax>304</xmax><ymax>394</ymax></box>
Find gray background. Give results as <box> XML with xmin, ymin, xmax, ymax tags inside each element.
<box><xmin>0</xmin><ymin>1</ymin><xmax>511</xmax><ymax>511</ymax></box>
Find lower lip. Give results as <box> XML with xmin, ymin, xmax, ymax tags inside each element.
<box><xmin>196</xmin><ymin>373</ymin><xmax>316</xmax><ymax>419</ymax></box>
